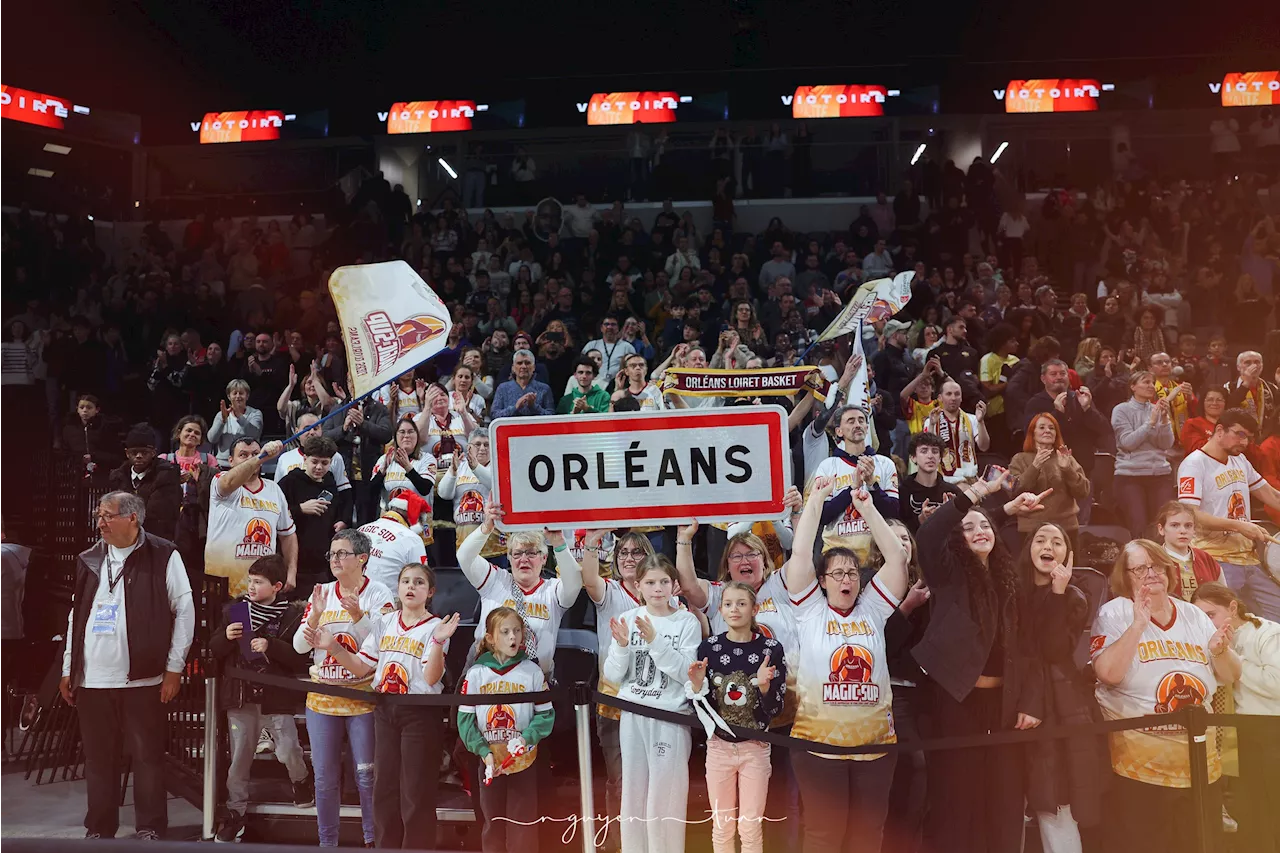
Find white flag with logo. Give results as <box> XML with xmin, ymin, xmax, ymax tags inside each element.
<box><xmin>328</xmin><ymin>260</ymin><xmax>453</xmax><ymax>399</ymax></box>
<box><xmin>814</xmin><ymin>270</ymin><xmax>914</xmax><ymax>343</ymax></box>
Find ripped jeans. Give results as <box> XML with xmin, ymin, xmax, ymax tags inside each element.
<box><xmin>306</xmin><ymin>708</ymin><xmax>376</xmax><ymax>846</ymax></box>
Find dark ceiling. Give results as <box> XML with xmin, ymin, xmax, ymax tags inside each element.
<box><xmin>5</xmin><ymin>0</ymin><xmax>1279</xmax><ymax>119</ymax></box>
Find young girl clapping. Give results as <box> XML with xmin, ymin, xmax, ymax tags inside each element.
<box><xmin>305</xmin><ymin>563</ymin><xmax>460</xmax><ymax>849</ymax></box>
<box><xmin>605</xmin><ymin>556</ymin><xmax>702</xmax><ymax>853</ymax></box>
<box><xmin>688</xmin><ymin>581</ymin><xmax>788</xmax><ymax>853</ymax></box>
<box><xmin>458</xmin><ymin>607</ymin><xmax>555</xmax><ymax>853</ymax></box>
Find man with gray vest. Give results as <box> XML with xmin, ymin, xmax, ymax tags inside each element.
<box><xmin>60</xmin><ymin>491</ymin><xmax>195</xmax><ymax>840</ymax></box>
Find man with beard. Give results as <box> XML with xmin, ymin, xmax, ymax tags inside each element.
<box><xmin>241</xmin><ymin>332</ymin><xmax>291</xmax><ymax>434</ymax></box>
<box><xmin>1179</xmin><ymin>409</ymin><xmax>1280</xmax><ymax>621</ymax></box>
<box><xmin>1023</xmin><ymin>359</ymin><xmax>1112</xmax><ymax>480</ymax></box>
<box><xmin>810</xmin><ymin>406</ymin><xmax>901</xmax><ymax>561</ymax></box>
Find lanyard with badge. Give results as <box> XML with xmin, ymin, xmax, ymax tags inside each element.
<box><xmin>92</xmin><ymin>556</ymin><xmax>126</xmax><ymax>635</ymax></box>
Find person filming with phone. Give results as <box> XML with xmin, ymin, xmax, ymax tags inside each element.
<box><xmin>278</xmin><ymin>436</ymin><xmax>352</xmax><ymax>597</ymax></box>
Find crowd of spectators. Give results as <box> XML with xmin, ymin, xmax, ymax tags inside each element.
<box><xmin>8</xmin><ymin>155</ymin><xmax>1280</xmax><ymax>853</ymax></box>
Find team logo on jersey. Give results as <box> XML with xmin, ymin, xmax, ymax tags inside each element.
<box><xmin>364</xmin><ymin>311</ymin><xmax>446</xmax><ymax>375</ymax></box>
<box><xmin>376</xmin><ymin>661</ymin><xmax>411</xmax><ymax>694</ymax></box>
<box><xmin>823</xmin><ymin>645</ymin><xmax>879</xmax><ymax>704</ymax></box>
<box><xmin>1227</xmin><ymin>491</ymin><xmax>1246</xmax><ymax>521</ymax></box>
<box><xmin>1154</xmin><ymin>671</ymin><xmax>1207</xmax><ymax>714</ymax></box>
<box><xmin>1090</xmin><ymin>635</ymin><xmax>1107</xmax><ymax>655</ymax></box>
<box><xmin>235</xmin><ymin>518</ymin><xmax>274</xmax><ymax>559</ymax></box>
<box><xmin>456</xmin><ymin>490</ymin><xmax>485</xmax><ymax>525</ymax></box>
<box><xmin>486</xmin><ymin>704</ymin><xmax>518</xmax><ymax>735</ymax></box>
<box><xmin>758</xmin><ymin>623</ymin><xmax>775</xmax><ymax>639</ymax></box>
<box><xmin>1178</xmin><ymin>477</ymin><xmax>1195</xmax><ymax>497</ymax></box>
<box><xmin>317</xmin><ymin>633</ymin><xmax>359</xmax><ymax>681</ymax></box>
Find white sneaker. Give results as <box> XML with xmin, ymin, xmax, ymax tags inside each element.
<box><xmin>1222</xmin><ymin>805</ymin><xmax>1238</xmax><ymax>833</ymax></box>
<box><xmin>255</xmin><ymin>728</ymin><xmax>274</xmax><ymax>756</ymax></box>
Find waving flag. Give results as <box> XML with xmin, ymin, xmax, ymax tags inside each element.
<box><xmin>328</xmin><ymin>260</ymin><xmax>453</xmax><ymax>399</ymax></box>
<box><xmin>815</xmin><ymin>270</ymin><xmax>913</xmax><ymax>343</ymax></box>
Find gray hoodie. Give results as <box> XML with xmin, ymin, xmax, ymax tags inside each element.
<box><xmin>1110</xmin><ymin>398</ymin><xmax>1174</xmax><ymax>476</ymax></box>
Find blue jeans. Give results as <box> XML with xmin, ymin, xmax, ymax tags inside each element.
<box><xmin>1217</xmin><ymin>561</ymin><xmax>1280</xmax><ymax>623</ymax></box>
<box><xmin>306</xmin><ymin>708</ymin><xmax>376</xmax><ymax>847</ymax></box>
<box><xmin>1112</xmin><ymin>473</ymin><xmax>1175</xmax><ymax>539</ymax></box>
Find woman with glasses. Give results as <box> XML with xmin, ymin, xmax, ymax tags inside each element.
<box><xmin>455</xmin><ymin>499</ymin><xmax>583</xmax><ymax>678</ymax></box>
<box><xmin>776</xmin><ymin>474</ymin><xmax>907</xmax><ymax>853</ymax></box>
<box><xmin>1092</xmin><ymin>540</ymin><xmax>1240</xmax><ymax>852</ymax></box>
<box><xmin>578</xmin><ymin>529</ymin><xmax>657</xmax><ymax>853</ymax></box>
<box><xmin>292</xmin><ymin>530</ymin><xmax>396</xmax><ymax>848</ymax></box>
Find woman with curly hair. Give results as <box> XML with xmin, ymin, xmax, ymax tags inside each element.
<box><xmin>727</xmin><ymin>299</ymin><xmax>770</xmax><ymax>356</ymax></box>
<box><xmin>1126</xmin><ymin>305</ymin><xmax>1170</xmax><ymax>364</ymax></box>
<box><xmin>913</xmin><ymin>473</ymin><xmax>1048</xmax><ymax>853</ymax></box>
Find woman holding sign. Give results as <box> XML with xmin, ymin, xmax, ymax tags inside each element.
<box><xmin>782</xmin><ymin>472</ymin><xmax>908</xmax><ymax>853</ymax></box>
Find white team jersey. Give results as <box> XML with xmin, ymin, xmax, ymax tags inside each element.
<box><xmin>205</xmin><ymin>475</ymin><xmax>295</xmax><ymax>598</ymax></box>
<box><xmin>563</xmin><ymin>529</ymin><xmax>616</xmax><ymax>567</ymax></box>
<box><xmin>295</xmin><ymin>577</ymin><xmax>396</xmax><ymax>715</ymax></box>
<box><xmin>450</xmin><ymin>459</ymin><xmax>490</xmax><ymax>528</ymax></box>
<box><xmin>812</xmin><ymin>454</ymin><xmax>900</xmax><ymax>556</ymax></box>
<box><xmin>1091</xmin><ymin>597</ymin><xmax>1221</xmax><ymax>787</ymax></box>
<box><xmin>459</xmin><ymin>658</ymin><xmax>551</xmax><ymax>773</ymax></box>
<box><xmin>372</xmin><ymin>454</ymin><xmax>437</xmax><ymax>507</ymax></box>
<box><xmin>786</xmin><ymin>577</ymin><xmax>899</xmax><ymax>760</ymax></box>
<box><xmin>357</xmin><ymin>518</ymin><xmax>428</xmax><ymax>594</ymax></box>
<box><xmin>703</xmin><ymin>571</ymin><xmax>799</xmax><ymax>727</ymax></box>
<box><xmin>419</xmin><ymin>411</ymin><xmax>468</xmax><ymax>464</ymax></box>
<box><xmin>358</xmin><ymin>611</ymin><xmax>447</xmax><ymax>695</ymax></box>
<box><xmin>603</xmin><ymin>606</ymin><xmax>701</xmax><ymax>712</ymax></box>
<box><xmin>633</xmin><ymin>383</ymin><xmax>666</xmax><ymax>411</ymax></box>
<box><xmin>275</xmin><ymin>447</ymin><xmax>350</xmax><ymax>490</ymax></box>
<box><xmin>475</xmin><ymin>563</ymin><xmax>572</xmax><ymax>674</ymax></box>
<box><xmin>1177</xmin><ymin>448</ymin><xmax>1264</xmax><ymax>565</ymax></box>
<box><xmin>373</xmin><ymin>384</ymin><xmax>422</xmax><ymax>417</ymax></box>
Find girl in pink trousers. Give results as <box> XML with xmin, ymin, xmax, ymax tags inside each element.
<box><xmin>688</xmin><ymin>581</ymin><xmax>788</xmax><ymax>853</ymax></box>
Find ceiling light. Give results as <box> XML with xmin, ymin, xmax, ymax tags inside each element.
<box><xmin>990</xmin><ymin>141</ymin><xmax>1009</xmax><ymax>164</ymax></box>
<box><xmin>910</xmin><ymin>143</ymin><xmax>926</xmax><ymax>166</ymax></box>
<box><xmin>27</xmin><ymin>168</ymin><xmax>54</xmax><ymax>178</ymax></box>
<box><xmin>43</xmin><ymin>143</ymin><xmax>72</xmax><ymax>155</ymax></box>
<box><xmin>437</xmin><ymin>157</ymin><xmax>458</xmax><ymax>179</ymax></box>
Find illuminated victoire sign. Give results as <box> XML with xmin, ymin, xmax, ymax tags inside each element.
<box><xmin>997</xmin><ymin>79</ymin><xmax>1114</xmax><ymax>113</ymax></box>
<box><xmin>191</xmin><ymin>110</ymin><xmax>299</xmax><ymax>143</ymax></box>
<box><xmin>1213</xmin><ymin>72</ymin><xmax>1280</xmax><ymax>107</ymax></box>
<box><xmin>1</xmin><ymin>84</ymin><xmax>91</xmax><ymax>129</ymax></box>
<box><xmin>380</xmin><ymin>100</ymin><xmax>488</xmax><ymax>133</ymax></box>
<box><xmin>783</xmin><ymin>85</ymin><xmax>900</xmax><ymax>118</ymax></box>
<box><xmin>578</xmin><ymin>92</ymin><xmax>692</xmax><ymax>125</ymax></box>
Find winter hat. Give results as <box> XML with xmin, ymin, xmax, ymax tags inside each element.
<box><xmin>384</xmin><ymin>489</ymin><xmax>429</xmax><ymax>536</ymax></box>
<box><xmin>124</xmin><ymin>423</ymin><xmax>158</xmax><ymax>450</ymax></box>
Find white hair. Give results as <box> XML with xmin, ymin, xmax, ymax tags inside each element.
<box><xmin>1237</xmin><ymin>350</ymin><xmax>1262</xmax><ymax>369</ymax></box>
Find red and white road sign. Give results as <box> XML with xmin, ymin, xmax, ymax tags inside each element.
<box><xmin>490</xmin><ymin>407</ymin><xmax>791</xmax><ymax>530</ymax></box>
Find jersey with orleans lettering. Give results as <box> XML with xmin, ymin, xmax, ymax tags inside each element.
<box><xmin>475</xmin><ymin>563</ymin><xmax>571</xmax><ymax>675</ymax></box>
<box><xmin>459</xmin><ymin>658</ymin><xmax>551</xmax><ymax>773</ymax></box>
<box><xmin>275</xmin><ymin>447</ymin><xmax>350</xmax><ymax>490</ymax></box>
<box><xmin>295</xmin><ymin>577</ymin><xmax>396</xmax><ymax>715</ymax></box>
<box><xmin>811</xmin><ymin>454</ymin><xmax>900</xmax><ymax>559</ymax></box>
<box><xmin>358</xmin><ymin>611</ymin><xmax>447</xmax><ymax>695</ymax></box>
<box><xmin>205</xmin><ymin>475</ymin><xmax>295</xmax><ymax>598</ymax></box>
<box><xmin>357</xmin><ymin>518</ymin><xmax>428</xmax><ymax>594</ymax></box>
<box><xmin>1091</xmin><ymin>596</ymin><xmax>1221</xmax><ymax>787</ymax></box>
<box><xmin>371</xmin><ymin>454</ymin><xmax>437</xmax><ymax>507</ymax></box>
<box><xmin>1177</xmin><ymin>448</ymin><xmax>1264</xmax><ymax>566</ymax></box>
<box><xmin>703</xmin><ymin>571</ymin><xmax>799</xmax><ymax>726</ymax></box>
<box><xmin>787</xmin><ymin>577</ymin><xmax>898</xmax><ymax>760</ymax></box>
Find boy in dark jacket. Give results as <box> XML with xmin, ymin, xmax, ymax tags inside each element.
<box><xmin>207</xmin><ymin>555</ymin><xmax>312</xmax><ymax>842</ymax></box>
<box><xmin>61</xmin><ymin>394</ymin><xmax>123</xmax><ymax>482</ymax></box>
<box><xmin>108</xmin><ymin>423</ymin><xmax>183</xmax><ymax>541</ymax></box>
<box><xmin>276</xmin><ymin>435</ymin><xmax>352</xmax><ymax>593</ymax></box>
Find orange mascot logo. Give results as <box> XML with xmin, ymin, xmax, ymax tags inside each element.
<box><xmin>1154</xmin><ymin>671</ymin><xmax>1207</xmax><ymax>714</ymax></box>
<box><xmin>376</xmin><ymin>662</ymin><xmax>411</xmax><ymax>694</ymax></box>
<box><xmin>487</xmin><ymin>704</ymin><xmax>518</xmax><ymax>734</ymax></box>
<box><xmin>235</xmin><ymin>518</ymin><xmax>274</xmax><ymax>558</ymax></box>
<box><xmin>823</xmin><ymin>645</ymin><xmax>879</xmax><ymax>704</ymax></box>
<box><xmin>317</xmin><ymin>633</ymin><xmax>360</xmax><ymax>681</ymax></box>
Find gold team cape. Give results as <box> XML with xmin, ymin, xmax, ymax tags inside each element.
<box><xmin>663</xmin><ymin>366</ymin><xmax>831</xmax><ymax>400</ymax></box>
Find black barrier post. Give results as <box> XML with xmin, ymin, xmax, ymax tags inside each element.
<box><xmin>202</xmin><ymin>677</ymin><xmax>219</xmax><ymax>840</ymax></box>
<box><xmin>571</xmin><ymin>681</ymin><xmax>596</xmax><ymax>853</ymax></box>
<box><xmin>1184</xmin><ymin>704</ymin><xmax>1211</xmax><ymax>853</ymax></box>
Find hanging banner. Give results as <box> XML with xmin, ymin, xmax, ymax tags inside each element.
<box><xmin>328</xmin><ymin>261</ymin><xmax>453</xmax><ymax>399</ymax></box>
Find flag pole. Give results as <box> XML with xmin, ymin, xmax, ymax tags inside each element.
<box><xmin>256</xmin><ymin>389</ymin><xmax>379</xmax><ymax>459</ymax></box>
